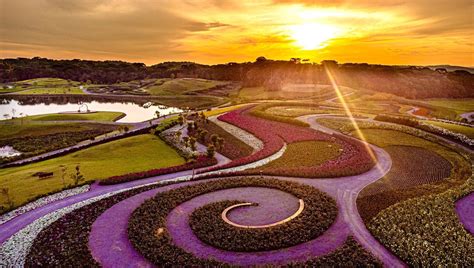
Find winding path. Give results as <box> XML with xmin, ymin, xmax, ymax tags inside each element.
<box><xmin>0</xmin><ymin>111</ymin><xmax>408</xmax><ymax>267</ymax></box>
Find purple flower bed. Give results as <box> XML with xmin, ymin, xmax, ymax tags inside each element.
<box><xmin>128</xmin><ymin>177</ymin><xmax>337</xmax><ymax>266</ymax></box>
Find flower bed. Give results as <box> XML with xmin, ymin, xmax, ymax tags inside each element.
<box><xmin>287</xmin><ymin>237</ymin><xmax>382</xmax><ymax>267</ymax></box>
<box><xmin>128</xmin><ymin>177</ymin><xmax>337</xmax><ymax>266</ymax></box>
<box><xmin>188</xmin><ymin>181</ymin><xmax>337</xmax><ymax>252</ymax></box>
<box><xmin>200</xmin><ymin>107</ymin><xmax>333</xmax><ymax>173</ymax></box>
<box><xmin>98</xmin><ymin>156</ymin><xmax>217</xmax><ymax>185</ymax></box>
<box><xmin>357</xmin><ymin>145</ymin><xmax>452</xmax><ymax>221</ymax></box>
<box><xmin>24</xmin><ymin>183</ymin><xmax>169</xmax><ymax>267</ymax></box>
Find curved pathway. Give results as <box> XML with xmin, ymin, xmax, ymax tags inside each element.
<box><xmin>456</xmin><ymin>192</ymin><xmax>474</xmax><ymax>235</ymax></box>
<box><xmin>1</xmin><ymin>111</ymin><xmax>407</xmax><ymax>267</ymax></box>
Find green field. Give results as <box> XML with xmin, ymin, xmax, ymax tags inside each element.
<box><xmin>0</xmin><ymin>134</ymin><xmax>185</xmax><ymax>209</ymax></box>
<box><xmin>144</xmin><ymin>78</ymin><xmax>227</xmax><ymax>95</ymax></box>
<box><xmin>17</xmin><ymin>87</ymin><xmax>84</xmax><ymax>95</ymax></box>
<box><xmin>18</xmin><ymin>78</ymin><xmax>79</xmax><ymax>86</ymax></box>
<box><xmin>424</xmin><ymin>120</ymin><xmax>474</xmax><ymax>138</ymax></box>
<box><xmin>23</xmin><ymin>112</ymin><xmax>125</xmax><ymax>122</ymax></box>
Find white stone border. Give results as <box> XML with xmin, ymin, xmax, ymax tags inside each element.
<box><xmin>0</xmin><ymin>185</ymin><xmax>90</xmax><ymax>226</ymax></box>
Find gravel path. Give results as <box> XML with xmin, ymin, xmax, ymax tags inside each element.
<box><xmin>208</xmin><ymin>115</ymin><xmax>263</xmax><ymax>151</ymax></box>
<box><xmin>456</xmin><ymin>192</ymin><xmax>474</xmax><ymax>235</ymax></box>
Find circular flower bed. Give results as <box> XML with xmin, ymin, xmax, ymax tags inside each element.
<box><xmin>128</xmin><ymin>177</ymin><xmax>337</xmax><ymax>265</ymax></box>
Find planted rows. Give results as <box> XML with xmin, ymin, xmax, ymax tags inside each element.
<box><xmin>357</xmin><ymin>145</ymin><xmax>452</xmax><ymax>221</ymax></box>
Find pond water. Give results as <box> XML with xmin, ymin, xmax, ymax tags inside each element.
<box><xmin>0</xmin><ymin>146</ymin><xmax>22</xmax><ymax>158</ymax></box>
<box><xmin>0</xmin><ymin>99</ymin><xmax>183</xmax><ymax>123</ymax></box>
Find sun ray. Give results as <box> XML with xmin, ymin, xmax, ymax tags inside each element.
<box><xmin>323</xmin><ymin>66</ymin><xmax>383</xmax><ymax>174</ymax></box>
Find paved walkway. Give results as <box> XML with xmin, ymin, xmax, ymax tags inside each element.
<box><xmin>456</xmin><ymin>192</ymin><xmax>474</xmax><ymax>235</ymax></box>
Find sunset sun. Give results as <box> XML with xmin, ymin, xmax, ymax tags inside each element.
<box><xmin>289</xmin><ymin>23</ymin><xmax>340</xmax><ymax>50</ymax></box>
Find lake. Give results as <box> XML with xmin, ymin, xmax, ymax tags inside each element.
<box><xmin>0</xmin><ymin>99</ymin><xmax>183</xmax><ymax>123</ymax></box>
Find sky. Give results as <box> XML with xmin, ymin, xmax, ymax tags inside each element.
<box><xmin>0</xmin><ymin>0</ymin><xmax>473</xmax><ymax>66</ymax></box>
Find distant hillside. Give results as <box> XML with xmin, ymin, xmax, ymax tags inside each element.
<box><xmin>1</xmin><ymin>57</ymin><xmax>473</xmax><ymax>99</ymax></box>
<box><xmin>428</xmin><ymin>65</ymin><xmax>474</xmax><ymax>74</ymax></box>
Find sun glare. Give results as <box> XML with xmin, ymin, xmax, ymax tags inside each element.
<box><xmin>289</xmin><ymin>23</ymin><xmax>339</xmax><ymax>50</ymax></box>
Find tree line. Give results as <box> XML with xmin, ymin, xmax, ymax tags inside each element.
<box><xmin>1</xmin><ymin>57</ymin><xmax>472</xmax><ymax>99</ymax></box>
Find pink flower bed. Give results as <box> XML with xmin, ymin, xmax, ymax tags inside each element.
<box><xmin>99</xmin><ymin>156</ymin><xmax>217</xmax><ymax>185</ymax></box>
<box><xmin>199</xmin><ymin>106</ymin><xmax>330</xmax><ymax>173</ymax></box>
<box><xmin>199</xmin><ymin>106</ymin><xmax>375</xmax><ymax>177</ymax></box>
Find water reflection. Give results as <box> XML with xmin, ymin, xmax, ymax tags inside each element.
<box><xmin>0</xmin><ymin>98</ymin><xmax>183</xmax><ymax>123</ymax></box>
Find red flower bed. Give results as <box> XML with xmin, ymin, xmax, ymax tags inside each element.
<box><xmin>199</xmin><ymin>106</ymin><xmax>375</xmax><ymax>177</ymax></box>
<box><xmin>99</xmin><ymin>156</ymin><xmax>217</xmax><ymax>185</ymax></box>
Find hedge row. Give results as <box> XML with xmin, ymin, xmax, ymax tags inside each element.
<box><xmin>98</xmin><ymin>155</ymin><xmax>217</xmax><ymax>185</ymax></box>
<box><xmin>286</xmin><ymin>237</ymin><xmax>382</xmax><ymax>267</ymax></box>
<box><xmin>128</xmin><ymin>177</ymin><xmax>337</xmax><ymax>266</ymax></box>
<box><xmin>189</xmin><ymin>182</ymin><xmax>337</xmax><ymax>251</ymax></box>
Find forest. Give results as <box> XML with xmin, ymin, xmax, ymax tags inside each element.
<box><xmin>1</xmin><ymin>57</ymin><xmax>473</xmax><ymax>99</ymax></box>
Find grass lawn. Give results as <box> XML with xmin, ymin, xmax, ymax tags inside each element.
<box><xmin>0</xmin><ymin>134</ymin><xmax>185</xmax><ymax>209</ymax></box>
<box><xmin>18</xmin><ymin>87</ymin><xmax>84</xmax><ymax>95</ymax></box>
<box><xmin>145</xmin><ymin>78</ymin><xmax>226</xmax><ymax>95</ymax></box>
<box><xmin>424</xmin><ymin>120</ymin><xmax>474</xmax><ymax>138</ymax></box>
<box><xmin>0</xmin><ymin>86</ymin><xmax>25</xmax><ymax>94</ymax></box>
<box><xmin>203</xmin><ymin>104</ymin><xmax>249</xmax><ymax>117</ymax></box>
<box><xmin>18</xmin><ymin>78</ymin><xmax>79</xmax><ymax>86</ymax></box>
<box><xmin>24</xmin><ymin>111</ymin><xmax>125</xmax><ymax>122</ymax></box>
<box><xmin>428</xmin><ymin>98</ymin><xmax>474</xmax><ymax>114</ymax></box>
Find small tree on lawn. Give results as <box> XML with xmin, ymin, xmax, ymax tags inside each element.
<box><xmin>60</xmin><ymin>165</ymin><xmax>68</xmax><ymax>187</ymax></box>
<box><xmin>0</xmin><ymin>187</ymin><xmax>14</xmax><ymax>211</ymax></box>
<box><xmin>206</xmin><ymin>144</ymin><xmax>216</xmax><ymax>158</ymax></box>
<box><xmin>70</xmin><ymin>164</ymin><xmax>85</xmax><ymax>186</ymax></box>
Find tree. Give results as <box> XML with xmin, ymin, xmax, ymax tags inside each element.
<box><xmin>178</xmin><ymin>114</ymin><xmax>184</xmax><ymax>126</ymax></box>
<box><xmin>182</xmin><ymin>136</ymin><xmax>189</xmax><ymax>147</ymax></box>
<box><xmin>175</xmin><ymin>131</ymin><xmax>182</xmax><ymax>140</ymax></box>
<box><xmin>70</xmin><ymin>164</ymin><xmax>85</xmax><ymax>186</ymax></box>
<box><xmin>210</xmin><ymin>134</ymin><xmax>218</xmax><ymax>146</ymax></box>
<box><xmin>60</xmin><ymin>165</ymin><xmax>68</xmax><ymax>187</ymax></box>
<box><xmin>0</xmin><ymin>187</ymin><xmax>14</xmax><ymax>211</ymax></box>
<box><xmin>155</xmin><ymin>111</ymin><xmax>160</xmax><ymax>118</ymax></box>
<box><xmin>206</xmin><ymin>144</ymin><xmax>216</xmax><ymax>158</ymax></box>
<box><xmin>217</xmin><ymin>137</ymin><xmax>224</xmax><ymax>150</ymax></box>
<box><xmin>189</xmin><ymin>137</ymin><xmax>197</xmax><ymax>151</ymax></box>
